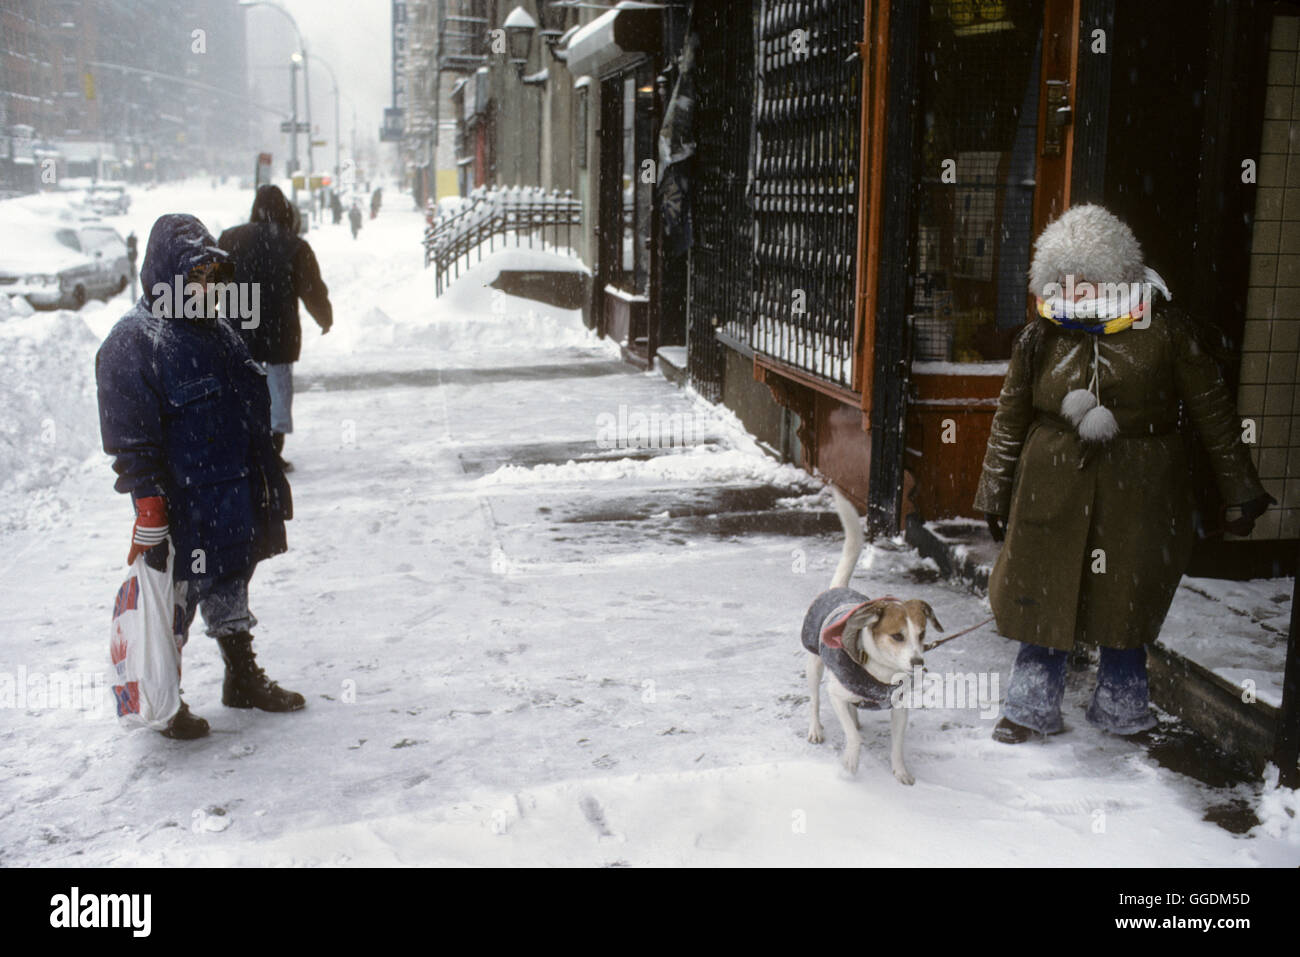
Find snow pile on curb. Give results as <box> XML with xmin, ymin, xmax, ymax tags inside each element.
<box><xmin>0</xmin><ymin>310</ymin><xmax>103</xmax><ymax>510</ymax></box>
<box><xmin>477</xmin><ymin>446</ymin><xmax>818</xmax><ymax>489</ymax></box>
<box><xmin>1255</xmin><ymin>764</ymin><xmax>1300</xmax><ymax>845</ymax></box>
<box><xmin>302</xmin><ymin>246</ymin><xmax>611</xmax><ymax>371</ymax></box>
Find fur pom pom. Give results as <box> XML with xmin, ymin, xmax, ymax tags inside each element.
<box><xmin>1078</xmin><ymin>404</ymin><xmax>1119</xmax><ymax>443</ymax></box>
<box><xmin>1060</xmin><ymin>389</ymin><xmax>1097</xmax><ymax>426</ymax></box>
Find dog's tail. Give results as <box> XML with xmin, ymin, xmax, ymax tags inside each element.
<box><xmin>829</xmin><ymin>485</ymin><xmax>864</xmax><ymax>590</ymax></box>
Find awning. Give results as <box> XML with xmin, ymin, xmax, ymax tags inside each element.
<box><xmin>564</xmin><ymin>1</ymin><xmax>661</xmax><ymax>78</ymax></box>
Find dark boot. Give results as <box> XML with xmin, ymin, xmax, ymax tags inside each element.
<box><xmin>271</xmin><ymin>432</ymin><xmax>293</xmax><ymax>473</ymax></box>
<box><xmin>216</xmin><ymin>632</ymin><xmax>305</xmax><ymax>712</ymax></box>
<box><xmin>992</xmin><ymin>716</ymin><xmax>1040</xmax><ymax>744</ymax></box>
<box><xmin>160</xmin><ymin>699</ymin><xmax>210</xmax><ymax>740</ymax></box>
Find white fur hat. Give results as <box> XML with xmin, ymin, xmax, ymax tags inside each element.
<box><xmin>1028</xmin><ymin>204</ymin><xmax>1146</xmax><ymax>298</ymax></box>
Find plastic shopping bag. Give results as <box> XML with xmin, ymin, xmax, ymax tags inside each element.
<box><xmin>109</xmin><ymin>543</ymin><xmax>184</xmax><ymax>729</ymax></box>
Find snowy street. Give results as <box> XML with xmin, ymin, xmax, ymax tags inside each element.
<box><xmin>0</xmin><ymin>182</ymin><xmax>1296</xmax><ymax>867</ymax></box>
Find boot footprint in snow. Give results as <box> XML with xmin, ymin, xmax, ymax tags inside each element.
<box><xmin>216</xmin><ymin>632</ymin><xmax>306</xmax><ymax>712</ymax></box>
<box><xmin>160</xmin><ymin>700</ymin><xmax>211</xmax><ymax>740</ymax></box>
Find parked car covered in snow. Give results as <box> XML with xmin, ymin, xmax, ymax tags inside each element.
<box><xmin>0</xmin><ymin>219</ymin><xmax>131</xmax><ymax>309</ymax></box>
<box><xmin>84</xmin><ymin>183</ymin><xmax>131</xmax><ymax>216</ymax></box>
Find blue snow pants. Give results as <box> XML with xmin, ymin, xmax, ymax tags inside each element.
<box><xmin>1001</xmin><ymin>642</ymin><xmax>1158</xmax><ymax>735</ymax></box>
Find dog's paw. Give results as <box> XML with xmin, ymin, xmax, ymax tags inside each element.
<box><xmin>807</xmin><ymin>723</ymin><xmax>824</xmax><ymax>744</ymax></box>
<box><xmin>893</xmin><ymin>767</ymin><xmax>915</xmax><ymax>786</ymax></box>
<box><xmin>841</xmin><ymin>748</ymin><xmax>860</xmax><ymax>775</ymax></box>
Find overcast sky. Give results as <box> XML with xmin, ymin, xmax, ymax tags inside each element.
<box><xmin>243</xmin><ymin>0</ymin><xmax>393</xmax><ymax>152</ymax></box>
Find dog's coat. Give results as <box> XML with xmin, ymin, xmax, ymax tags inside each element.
<box><xmin>802</xmin><ymin>488</ymin><xmax>940</xmax><ymax>785</ymax></box>
<box><xmin>800</xmin><ymin>587</ymin><xmax>894</xmax><ymax>709</ymax></box>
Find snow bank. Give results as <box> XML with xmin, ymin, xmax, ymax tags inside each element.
<box><xmin>0</xmin><ymin>310</ymin><xmax>105</xmax><ymax>527</ymax></box>
<box><xmin>1254</xmin><ymin>765</ymin><xmax>1300</xmax><ymax>845</ymax></box>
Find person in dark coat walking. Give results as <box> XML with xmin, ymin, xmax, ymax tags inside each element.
<box><xmin>330</xmin><ymin>190</ymin><xmax>343</xmax><ymax>225</ymax></box>
<box><xmin>218</xmin><ymin>185</ymin><xmax>333</xmax><ymax>472</ymax></box>
<box><xmin>96</xmin><ymin>213</ymin><xmax>305</xmax><ymax>741</ymax></box>
<box><xmin>348</xmin><ymin>202</ymin><xmax>363</xmax><ymax>240</ymax></box>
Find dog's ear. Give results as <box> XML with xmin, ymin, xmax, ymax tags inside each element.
<box><xmin>841</xmin><ymin>604</ymin><xmax>881</xmax><ymax>666</ymax></box>
<box><xmin>908</xmin><ymin>600</ymin><xmax>943</xmax><ymax>633</ymax></box>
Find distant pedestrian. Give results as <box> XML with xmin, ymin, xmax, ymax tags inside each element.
<box><xmin>96</xmin><ymin>214</ymin><xmax>303</xmax><ymax>741</ymax></box>
<box><xmin>349</xmin><ymin>203</ymin><xmax>363</xmax><ymax>240</ymax></box>
<box><xmin>370</xmin><ymin>187</ymin><xmax>382</xmax><ymax>219</ymax></box>
<box><xmin>331</xmin><ymin>190</ymin><xmax>343</xmax><ymax>225</ymax></box>
<box><xmin>218</xmin><ymin>185</ymin><xmax>333</xmax><ymax>472</ymax></box>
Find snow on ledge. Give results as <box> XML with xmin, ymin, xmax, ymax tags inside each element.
<box><xmin>603</xmin><ymin>284</ymin><xmax>649</xmax><ymax>303</ymax></box>
<box><xmin>913</xmin><ymin>360</ymin><xmax>1010</xmax><ymax>376</ymax></box>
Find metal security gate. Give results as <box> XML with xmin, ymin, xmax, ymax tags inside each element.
<box><xmin>751</xmin><ymin>0</ymin><xmax>865</xmax><ymax>388</ymax></box>
<box><xmin>688</xmin><ymin>0</ymin><xmax>756</xmax><ymax>402</ymax></box>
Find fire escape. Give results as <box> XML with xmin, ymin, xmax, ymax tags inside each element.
<box><xmin>434</xmin><ymin>0</ymin><xmax>489</xmax><ymax>195</ymax></box>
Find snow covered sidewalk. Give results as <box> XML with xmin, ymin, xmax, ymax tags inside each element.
<box><xmin>0</xmin><ymin>183</ymin><xmax>1297</xmax><ymax>866</ymax></box>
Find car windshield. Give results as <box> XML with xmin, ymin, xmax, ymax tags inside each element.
<box><xmin>80</xmin><ymin>227</ymin><xmax>122</xmax><ymax>255</ymax></box>
<box><xmin>54</xmin><ymin>228</ymin><xmax>81</xmax><ymax>252</ymax></box>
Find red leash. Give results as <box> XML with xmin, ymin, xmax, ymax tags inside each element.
<box><xmin>923</xmin><ymin>615</ymin><xmax>996</xmax><ymax>652</ymax></box>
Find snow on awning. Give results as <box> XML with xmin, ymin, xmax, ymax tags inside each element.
<box><xmin>564</xmin><ymin>2</ymin><xmax>661</xmax><ymax>78</ymax></box>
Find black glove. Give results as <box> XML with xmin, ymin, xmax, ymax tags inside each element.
<box><xmin>1222</xmin><ymin>493</ymin><xmax>1275</xmax><ymax>537</ymax></box>
<box><xmin>986</xmin><ymin>513</ymin><xmax>1006</xmax><ymax>543</ymax></box>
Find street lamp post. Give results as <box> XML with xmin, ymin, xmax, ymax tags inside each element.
<box><xmin>239</xmin><ymin>0</ymin><xmax>314</xmax><ymax>204</ymax></box>
<box><xmin>310</xmin><ymin>52</ymin><xmax>342</xmax><ymax>191</ymax></box>
<box><xmin>289</xmin><ymin>53</ymin><xmax>300</xmax><ymax>203</ymax></box>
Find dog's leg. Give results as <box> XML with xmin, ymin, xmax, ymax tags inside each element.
<box><xmin>806</xmin><ymin>653</ymin><xmax>825</xmax><ymax>744</ymax></box>
<box><xmin>829</xmin><ymin>686</ymin><xmax>863</xmax><ymax>774</ymax></box>
<box><xmin>890</xmin><ymin>705</ymin><xmax>914</xmax><ymax>786</ymax></box>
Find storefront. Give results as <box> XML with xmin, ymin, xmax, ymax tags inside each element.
<box><xmin>565</xmin><ymin>1</ymin><xmax>683</xmax><ymax>365</ymax></box>
<box><xmin>682</xmin><ymin>0</ymin><xmax>1297</xmax><ymax>572</ymax></box>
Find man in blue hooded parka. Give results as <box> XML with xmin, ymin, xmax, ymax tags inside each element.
<box><xmin>96</xmin><ymin>213</ymin><xmax>305</xmax><ymax>740</ymax></box>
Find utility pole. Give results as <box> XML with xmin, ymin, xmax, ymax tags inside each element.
<box><xmin>289</xmin><ymin>55</ymin><xmax>300</xmax><ymax>204</ymax></box>
<box><xmin>239</xmin><ymin>1</ymin><xmax>313</xmax><ymax>211</ymax></box>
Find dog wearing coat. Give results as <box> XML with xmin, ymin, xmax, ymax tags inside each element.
<box><xmin>802</xmin><ymin>488</ymin><xmax>942</xmax><ymax>785</ymax></box>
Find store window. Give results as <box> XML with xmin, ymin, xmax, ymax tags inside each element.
<box><xmin>911</xmin><ymin>0</ymin><xmax>1044</xmax><ymax>364</ymax></box>
<box><xmin>603</xmin><ymin>63</ymin><xmax>654</xmax><ymax>295</ymax></box>
<box><xmin>576</xmin><ymin>87</ymin><xmax>588</xmax><ymax>170</ymax></box>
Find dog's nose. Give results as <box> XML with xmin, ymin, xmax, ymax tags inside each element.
<box><xmin>910</xmin><ymin>657</ymin><xmax>924</xmax><ymax>668</ymax></box>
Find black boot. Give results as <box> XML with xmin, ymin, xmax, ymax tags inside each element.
<box><xmin>216</xmin><ymin>632</ymin><xmax>305</xmax><ymax>712</ymax></box>
<box><xmin>272</xmin><ymin>432</ymin><xmax>293</xmax><ymax>473</ymax></box>
<box><xmin>992</xmin><ymin>716</ymin><xmax>1038</xmax><ymax>744</ymax></box>
<box><xmin>160</xmin><ymin>699</ymin><xmax>210</xmax><ymax>740</ymax></box>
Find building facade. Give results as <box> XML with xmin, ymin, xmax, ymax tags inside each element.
<box><xmin>410</xmin><ymin>0</ymin><xmax>1299</xmax><ymax>576</ymax></box>
<box><xmin>1</xmin><ymin>0</ymin><xmax>251</xmax><ymax>191</ymax></box>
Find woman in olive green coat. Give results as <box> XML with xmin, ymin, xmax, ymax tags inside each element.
<box><xmin>973</xmin><ymin>205</ymin><xmax>1272</xmax><ymax>743</ymax></box>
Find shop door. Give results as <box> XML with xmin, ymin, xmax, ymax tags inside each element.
<box><xmin>596</xmin><ymin>65</ymin><xmax>656</xmax><ymax>357</ymax></box>
<box><xmin>901</xmin><ymin>0</ymin><xmax>1080</xmax><ymax>522</ymax></box>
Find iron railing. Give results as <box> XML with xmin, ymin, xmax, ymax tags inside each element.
<box><xmin>688</xmin><ymin>0</ymin><xmax>756</xmax><ymax>402</ymax></box>
<box><xmin>423</xmin><ymin>185</ymin><xmax>582</xmax><ymax>295</ymax></box>
<box><xmin>751</xmin><ymin>0</ymin><xmax>864</xmax><ymax>388</ymax></box>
